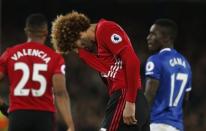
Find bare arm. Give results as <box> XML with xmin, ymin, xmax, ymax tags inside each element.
<box><xmin>144</xmin><ymin>77</ymin><xmax>159</xmax><ymax>107</ymax></box>
<box><xmin>0</xmin><ymin>98</ymin><xmax>9</xmax><ymax>117</ymax></box>
<box><xmin>0</xmin><ymin>72</ymin><xmax>4</xmax><ymax>80</ymax></box>
<box><xmin>52</xmin><ymin>74</ymin><xmax>75</xmax><ymax>131</ymax></box>
<box><xmin>183</xmin><ymin>92</ymin><xmax>190</xmax><ymax>113</ymax></box>
<box><xmin>0</xmin><ymin>72</ymin><xmax>9</xmax><ymax>117</ymax></box>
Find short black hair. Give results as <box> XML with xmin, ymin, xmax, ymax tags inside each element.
<box><xmin>25</xmin><ymin>13</ymin><xmax>48</xmax><ymax>34</ymax></box>
<box><xmin>154</xmin><ymin>19</ymin><xmax>178</xmax><ymax>40</ymax></box>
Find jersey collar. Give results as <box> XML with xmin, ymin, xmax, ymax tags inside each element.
<box><xmin>159</xmin><ymin>48</ymin><xmax>172</xmax><ymax>53</ymax></box>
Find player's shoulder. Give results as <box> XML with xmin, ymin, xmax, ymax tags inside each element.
<box><xmin>8</xmin><ymin>42</ymin><xmax>26</xmax><ymax>50</ymax></box>
<box><xmin>176</xmin><ymin>50</ymin><xmax>188</xmax><ymax>60</ymax></box>
<box><xmin>36</xmin><ymin>43</ymin><xmax>57</xmax><ymax>54</ymax></box>
<box><xmin>38</xmin><ymin>44</ymin><xmax>63</xmax><ymax>60</ymax></box>
<box><xmin>8</xmin><ymin>42</ymin><xmax>44</xmax><ymax>51</ymax></box>
<box><xmin>12</xmin><ymin>42</ymin><xmax>62</xmax><ymax>57</ymax></box>
<box><xmin>145</xmin><ymin>53</ymin><xmax>161</xmax><ymax>75</ymax></box>
<box><xmin>97</xmin><ymin>19</ymin><xmax>120</xmax><ymax>31</ymax></box>
<box><xmin>98</xmin><ymin>19</ymin><xmax>117</xmax><ymax>26</ymax></box>
<box><xmin>27</xmin><ymin>42</ymin><xmax>59</xmax><ymax>55</ymax></box>
<box><xmin>175</xmin><ymin>50</ymin><xmax>191</xmax><ymax>68</ymax></box>
<box><xmin>173</xmin><ymin>49</ymin><xmax>189</xmax><ymax>62</ymax></box>
<box><xmin>147</xmin><ymin>53</ymin><xmax>159</xmax><ymax>62</ymax></box>
<box><xmin>157</xmin><ymin>48</ymin><xmax>178</xmax><ymax>61</ymax></box>
<box><xmin>146</xmin><ymin>52</ymin><xmax>163</xmax><ymax>70</ymax></box>
<box><xmin>3</xmin><ymin>42</ymin><xmax>27</xmax><ymax>55</ymax></box>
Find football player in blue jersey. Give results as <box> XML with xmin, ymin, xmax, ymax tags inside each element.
<box><xmin>144</xmin><ymin>19</ymin><xmax>192</xmax><ymax>131</ymax></box>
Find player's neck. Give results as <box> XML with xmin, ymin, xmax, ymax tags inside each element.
<box><xmin>162</xmin><ymin>43</ymin><xmax>173</xmax><ymax>49</ymax></box>
<box><xmin>27</xmin><ymin>37</ymin><xmax>45</xmax><ymax>44</ymax></box>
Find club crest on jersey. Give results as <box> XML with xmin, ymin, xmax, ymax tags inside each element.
<box><xmin>111</xmin><ymin>33</ymin><xmax>122</xmax><ymax>44</ymax></box>
<box><xmin>61</xmin><ymin>64</ymin><xmax>66</xmax><ymax>75</ymax></box>
<box><xmin>100</xmin><ymin>128</ymin><xmax>107</xmax><ymax>131</ymax></box>
<box><xmin>146</xmin><ymin>61</ymin><xmax>155</xmax><ymax>72</ymax></box>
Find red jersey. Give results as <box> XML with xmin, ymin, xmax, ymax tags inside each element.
<box><xmin>79</xmin><ymin>19</ymin><xmax>141</xmax><ymax>102</ymax></box>
<box><xmin>0</xmin><ymin>42</ymin><xmax>65</xmax><ymax>112</ymax></box>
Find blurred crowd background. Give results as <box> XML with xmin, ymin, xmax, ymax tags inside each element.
<box><xmin>0</xmin><ymin>0</ymin><xmax>206</xmax><ymax>131</ymax></box>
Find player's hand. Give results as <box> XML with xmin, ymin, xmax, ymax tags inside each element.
<box><xmin>67</xmin><ymin>128</ymin><xmax>75</xmax><ymax>131</ymax></box>
<box><xmin>67</xmin><ymin>125</ymin><xmax>75</xmax><ymax>131</ymax></box>
<box><xmin>123</xmin><ymin>101</ymin><xmax>137</xmax><ymax>125</ymax></box>
<box><xmin>0</xmin><ymin>98</ymin><xmax>4</xmax><ymax>106</ymax></box>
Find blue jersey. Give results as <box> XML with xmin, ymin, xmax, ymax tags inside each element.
<box><xmin>145</xmin><ymin>48</ymin><xmax>192</xmax><ymax>131</ymax></box>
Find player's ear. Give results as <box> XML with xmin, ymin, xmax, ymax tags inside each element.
<box><xmin>43</xmin><ymin>30</ymin><xmax>48</xmax><ymax>36</ymax></box>
<box><xmin>162</xmin><ymin>35</ymin><xmax>170</xmax><ymax>44</ymax></box>
<box><xmin>24</xmin><ymin>27</ymin><xmax>29</xmax><ymax>35</ymax></box>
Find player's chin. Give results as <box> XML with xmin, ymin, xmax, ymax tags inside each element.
<box><xmin>148</xmin><ymin>44</ymin><xmax>154</xmax><ymax>51</ymax></box>
<box><xmin>148</xmin><ymin>46</ymin><xmax>159</xmax><ymax>53</ymax></box>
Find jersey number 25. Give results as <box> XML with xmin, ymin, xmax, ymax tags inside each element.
<box><xmin>14</xmin><ymin>62</ymin><xmax>47</xmax><ymax>97</ymax></box>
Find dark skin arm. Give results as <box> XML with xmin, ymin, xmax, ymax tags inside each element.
<box><xmin>0</xmin><ymin>72</ymin><xmax>9</xmax><ymax>117</ymax></box>
<box><xmin>145</xmin><ymin>77</ymin><xmax>190</xmax><ymax>111</ymax></box>
<box><xmin>0</xmin><ymin>72</ymin><xmax>4</xmax><ymax>80</ymax></box>
<box><xmin>144</xmin><ymin>77</ymin><xmax>159</xmax><ymax>107</ymax></box>
<box><xmin>52</xmin><ymin>74</ymin><xmax>75</xmax><ymax>131</ymax></box>
<box><xmin>0</xmin><ymin>98</ymin><xmax>9</xmax><ymax>117</ymax></box>
<box><xmin>183</xmin><ymin>92</ymin><xmax>190</xmax><ymax>113</ymax></box>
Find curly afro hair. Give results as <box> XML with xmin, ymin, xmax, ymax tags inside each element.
<box><xmin>51</xmin><ymin>11</ymin><xmax>90</xmax><ymax>53</ymax></box>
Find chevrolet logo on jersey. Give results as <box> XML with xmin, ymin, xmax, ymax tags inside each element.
<box><xmin>111</xmin><ymin>33</ymin><xmax>122</xmax><ymax>44</ymax></box>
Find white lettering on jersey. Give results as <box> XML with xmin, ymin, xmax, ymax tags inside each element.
<box><xmin>101</xmin><ymin>59</ymin><xmax>122</xmax><ymax>78</ymax></box>
<box><xmin>11</xmin><ymin>49</ymin><xmax>51</xmax><ymax>64</ymax></box>
<box><xmin>111</xmin><ymin>33</ymin><xmax>122</xmax><ymax>44</ymax></box>
<box><xmin>169</xmin><ymin>57</ymin><xmax>186</xmax><ymax>68</ymax></box>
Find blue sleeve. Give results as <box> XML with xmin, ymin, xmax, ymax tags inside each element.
<box><xmin>145</xmin><ymin>55</ymin><xmax>161</xmax><ymax>80</ymax></box>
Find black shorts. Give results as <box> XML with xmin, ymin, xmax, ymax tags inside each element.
<box><xmin>100</xmin><ymin>89</ymin><xmax>150</xmax><ymax>131</ymax></box>
<box><xmin>8</xmin><ymin>110</ymin><xmax>55</xmax><ymax>131</ymax></box>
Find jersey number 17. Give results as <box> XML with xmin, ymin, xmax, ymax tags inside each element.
<box><xmin>169</xmin><ymin>73</ymin><xmax>188</xmax><ymax>107</ymax></box>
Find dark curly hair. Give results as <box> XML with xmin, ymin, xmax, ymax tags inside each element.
<box><xmin>51</xmin><ymin>11</ymin><xmax>90</xmax><ymax>53</ymax></box>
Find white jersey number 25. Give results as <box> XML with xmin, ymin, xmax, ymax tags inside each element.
<box><xmin>14</xmin><ymin>62</ymin><xmax>47</xmax><ymax>97</ymax></box>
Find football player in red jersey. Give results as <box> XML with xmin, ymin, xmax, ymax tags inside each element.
<box><xmin>51</xmin><ymin>11</ymin><xmax>150</xmax><ymax>131</ymax></box>
<box><xmin>0</xmin><ymin>14</ymin><xmax>75</xmax><ymax>131</ymax></box>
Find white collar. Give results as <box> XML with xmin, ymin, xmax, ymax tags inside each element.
<box><xmin>159</xmin><ymin>48</ymin><xmax>172</xmax><ymax>53</ymax></box>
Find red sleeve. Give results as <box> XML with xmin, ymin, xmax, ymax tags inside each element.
<box><xmin>78</xmin><ymin>48</ymin><xmax>108</xmax><ymax>73</ymax></box>
<box><xmin>0</xmin><ymin>49</ymin><xmax>10</xmax><ymax>74</ymax></box>
<box><xmin>100</xmin><ymin>22</ymin><xmax>128</xmax><ymax>55</ymax></box>
<box><xmin>119</xmin><ymin>47</ymin><xmax>141</xmax><ymax>102</ymax></box>
<box><xmin>53</xmin><ymin>54</ymin><xmax>66</xmax><ymax>75</ymax></box>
